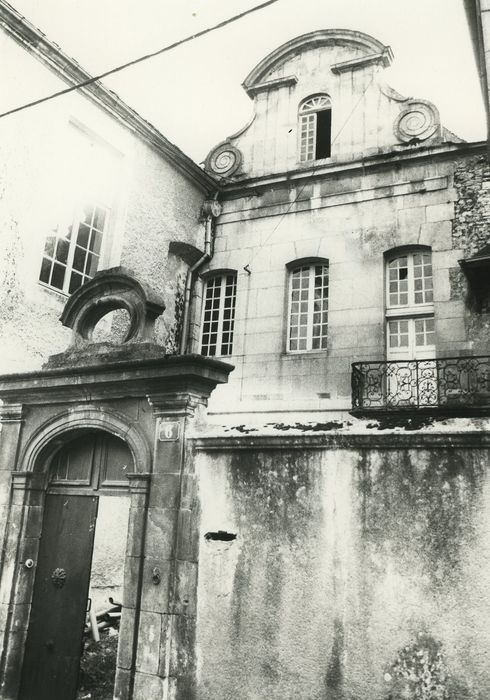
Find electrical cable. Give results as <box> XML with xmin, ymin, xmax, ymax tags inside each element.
<box><xmin>0</xmin><ymin>0</ymin><xmax>282</xmax><ymax>120</ymax></box>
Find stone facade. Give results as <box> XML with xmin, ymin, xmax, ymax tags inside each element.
<box><xmin>190</xmin><ymin>27</ymin><xmax>490</xmax><ymax>700</ymax></box>
<box><xmin>1</xmin><ymin>9</ymin><xmax>490</xmax><ymax>700</ymax></box>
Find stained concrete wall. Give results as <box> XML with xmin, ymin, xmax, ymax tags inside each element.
<box><xmin>0</xmin><ymin>30</ymin><xmax>207</xmax><ymax>373</ymax></box>
<box><xmin>196</xmin><ymin>444</ymin><xmax>490</xmax><ymax>700</ymax></box>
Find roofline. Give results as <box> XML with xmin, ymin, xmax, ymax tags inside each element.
<box><xmin>242</xmin><ymin>29</ymin><xmax>393</xmax><ymax>97</ymax></box>
<box><xmin>0</xmin><ymin>0</ymin><xmax>218</xmax><ymax>193</ymax></box>
<box><xmin>218</xmin><ymin>141</ymin><xmax>487</xmax><ymax>195</ymax></box>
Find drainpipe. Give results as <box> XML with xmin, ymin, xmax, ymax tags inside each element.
<box><xmin>179</xmin><ymin>196</ymin><xmax>222</xmax><ymax>354</ymax></box>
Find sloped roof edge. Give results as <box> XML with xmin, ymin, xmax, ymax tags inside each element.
<box><xmin>243</xmin><ymin>29</ymin><xmax>392</xmax><ymax>96</ymax></box>
<box><xmin>0</xmin><ymin>0</ymin><xmax>218</xmax><ymax>193</ymax></box>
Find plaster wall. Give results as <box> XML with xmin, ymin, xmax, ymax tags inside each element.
<box><xmin>0</xmin><ymin>32</ymin><xmax>207</xmax><ymax>373</ymax></box>
<box><xmin>205</xmin><ymin>151</ymin><xmax>481</xmax><ymax>419</ymax></box>
<box><xmin>196</xmin><ymin>444</ymin><xmax>490</xmax><ymax>700</ymax></box>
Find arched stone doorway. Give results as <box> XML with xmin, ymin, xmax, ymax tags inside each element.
<box><xmin>0</xmin><ymin>268</ymin><xmax>232</xmax><ymax>700</ymax></box>
<box><xmin>19</xmin><ymin>430</ymin><xmax>133</xmax><ymax>700</ymax></box>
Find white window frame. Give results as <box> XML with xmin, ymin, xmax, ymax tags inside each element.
<box><xmin>287</xmin><ymin>261</ymin><xmax>329</xmax><ymax>353</ymax></box>
<box><xmin>298</xmin><ymin>95</ymin><xmax>332</xmax><ymax>163</ymax></box>
<box><xmin>200</xmin><ymin>272</ymin><xmax>237</xmax><ymax>357</ymax></box>
<box><xmin>39</xmin><ymin>202</ymin><xmax>109</xmax><ymax>296</ymax></box>
<box><xmin>385</xmin><ymin>250</ymin><xmax>434</xmax><ymax>361</ymax></box>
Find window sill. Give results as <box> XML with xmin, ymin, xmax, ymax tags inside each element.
<box><xmin>38</xmin><ymin>281</ymin><xmax>69</xmax><ymax>299</ymax></box>
<box><xmin>385</xmin><ymin>304</ymin><xmax>434</xmax><ymax>318</ymax></box>
<box><xmin>281</xmin><ymin>350</ymin><xmax>328</xmax><ymax>358</ymax></box>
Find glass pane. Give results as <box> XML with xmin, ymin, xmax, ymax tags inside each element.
<box><xmin>91</xmin><ymin>230</ymin><xmax>103</xmax><ymax>255</ymax></box>
<box><xmin>68</xmin><ymin>272</ymin><xmax>84</xmax><ymax>294</ymax></box>
<box><xmin>39</xmin><ymin>258</ymin><xmax>51</xmax><ymax>284</ymax></box>
<box><xmin>51</xmin><ymin>434</ymin><xmax>94</xmax><ymax>482</ymax></box>
<box><xmin>55</xmin><ymin>238</ymin><xmax>70</xmax><ymax>265</ymax></box>
<box><xmin>73</xmin><ymin>246</ymin><xmax>86</xmax><ymax>272</ymax></box>
<box><xmin>85</xmin><ymin>252</ymin><xmax>99</xmax><ymax>277</ymax></box>
<box><xmin>102</xmin><ymin>435</ymin><xmax>133</xmax><ymax>483</ymax></box>
<box><xmin>44</xmin><ymin>236</ymin><xmax>56</xmax><ymax>258</ymax></box>
<box><xmin>77</xmin><ymin>224</ymin><xmax>91</xmax><ymax>249</ymax></box>
<box><xmin>51</xmin><ymin>262</ymin><xmax>65</xmax><ymax>290</ymax></box>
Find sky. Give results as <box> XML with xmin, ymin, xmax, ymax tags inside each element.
<box><xmin>8</xmin><ymin>0</ymin><xmax>487</xmax><ymax>163</ymax></box>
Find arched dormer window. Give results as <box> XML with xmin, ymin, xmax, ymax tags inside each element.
<box><xmin>299</xmin><ymin>95</ymin><xmax>332</xmax><ymax>162</ymax></box>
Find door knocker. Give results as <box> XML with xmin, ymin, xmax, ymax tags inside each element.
<box><xmin>51</xmin><ymin>568</ymin><xmax>67</xmax><ymax>588</ymax></box>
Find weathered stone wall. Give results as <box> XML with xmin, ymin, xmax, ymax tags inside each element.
<box><xmin>196</xmin><ymin>443</ymin><xmax>490</xmax><ymax>700</ymax></box>
<box><xmin>206</xmin><ymin>148</ymin><xmax>479</xmax><ymax>420</ymax></box>
<box><xmin>453</xmin><ymin>154</ymin><xmax>490</xmax><ymax>351</ymax></box>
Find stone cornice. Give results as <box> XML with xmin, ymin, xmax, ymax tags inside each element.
<box><xmin>246</xmin><ymin>75</ymin><xmax>298</xmax><ymax>96</ymax></box>
<box><xmin>0</xmin><ymin>354</ymin><xmax>234</xmax><ymax>405</ymax></box>
<box><xmin>331</xmin><ymin>49</ymin><xmax>393</xmax><ymax>74</ymax></box>
<box><xmin>0</xmin><ymin>0</ymin><xmax>217</xmax><ymax>193</ymax></box>
<box><xmin>219</xmin><ymin>141</ymin><xmax>487</xmax><ymax>196</ymax></box>
<box><xmin>243</xmin><ymin>29</ymin><xmax>392</xmax><ymax>97</ymax></box>
<box><xmin>193</xmin><ymin>431</ymin><xmax>490</xmax><ymax>450</ymax></box>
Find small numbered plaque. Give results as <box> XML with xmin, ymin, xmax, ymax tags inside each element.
<box><xmin>158</xmin><ymin>420</ymin><xmax>180</xmax><ymax>442</ymax></box>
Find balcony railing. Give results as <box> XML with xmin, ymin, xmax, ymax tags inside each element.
<box><xmin>352</xmin><ymin>355</ymin><xmax>490</xmax><ymax>411</ymax></box>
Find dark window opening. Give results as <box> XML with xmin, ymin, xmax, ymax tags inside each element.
<box><xmin>316</xmin><ymin>109</ymin><xmax>331</xmax><ymax>159</ymax></box>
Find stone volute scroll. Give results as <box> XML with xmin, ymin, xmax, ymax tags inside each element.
<box><xmin>204</xmin><ymin>141</ymin><xmax>243</xmax><ymax>178</ymax></box>
<box><xmin>394</xmin><ymin>99</ymin><xmax>441</xmax><ymax>143</ymax></box>
<box><xmin>44</xmin><ymin>267</ymin><xmax>166</xmax><ymax>368</ymax></box>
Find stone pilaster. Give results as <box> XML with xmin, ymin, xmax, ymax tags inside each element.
<box><xmin>0</xmin><ymin>471</ymin><xmax>46</xmax><ymax>700</ymax></box>
<box><xmin>130</xmin><ymin>392</ymin><xmax>203</xmax><ymax>700</ymax></box>
<box><xmin>114</xmin><ymin>473</ymin><xmax>151</xmax><ymax>700</ymax></box>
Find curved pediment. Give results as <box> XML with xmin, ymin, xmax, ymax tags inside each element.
<box><xmin>242</xmin><ymin>29</ymin><xmax>393</xmax><ymax>96</ymax></box>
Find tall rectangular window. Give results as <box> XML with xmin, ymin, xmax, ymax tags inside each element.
<box><xmin>288</xmin><ymin>262</ymin><xmax>329</xmax><ymax>352</ymax></box>
<box><xmin>200</xmin><ymin>273</ymin><xmax>237</xmax><ymax>357</ymax></box>
<box><xmin>386</xmin><ymin>249</ymin><xmax>434</xmax><ymax>361</ymax></box>
<box><xmin>39</xmin><ymin>203</ymin><xmax>108</xmax><ymax>294</ymax></box>
<box><xmin>38</xmin><ymin>122</ymin><xmax>120</xmax><ymax>295</ymax></box>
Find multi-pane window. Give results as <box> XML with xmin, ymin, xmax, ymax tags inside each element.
<box><xmin>38</xmin><ymin>122</ymin><xmax>120</xmax><ymax>296</ymax></box>
<box><xmin>288</xmin><ymin>262</ymin><xmax>329</xmax><ymax>352</ymax></box>
<box><xmin>387</xmin><ymin>252</ymin><xmax>433</xmax><ymax>307</ymax></box>
<box><xmin>200</xmin><ymin>273</ymin><xmax>237</xmax><ymax>357</ymax></box>
<box><xmin>299</xmin><ymin>95</ymin><xmax>332</xmax><ymax>162</ymax></box>
<box><xmin>39</xmin><ymin>203</ymin><xmax>108</xmax><ymax>295</ymax></box>
<box><xmin>386</xmin><ymin>250</ymin><xmax>434</xmax><ymax>360</ymax></box>
<box><xmin>388</xmin><ymin>317</ymin><xmax>435</xmax><ymax>352</ymax></box>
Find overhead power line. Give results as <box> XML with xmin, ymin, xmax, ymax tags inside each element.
<box><xmin>0</xmin><ymin>0</ymin><xmax>281</xmax><ymax>120</ymax></box>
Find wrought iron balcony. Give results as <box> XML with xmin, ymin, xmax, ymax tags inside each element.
<box><xmin>352</xmin><ymin>355</ymin><xmax>490</xmax><ymax>412</ymax></box>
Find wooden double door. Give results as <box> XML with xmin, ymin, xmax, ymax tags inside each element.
<box><xmin>19</xmin><ymin>432</ymin><xmax>132</xmax><ymax>700</ymax></box>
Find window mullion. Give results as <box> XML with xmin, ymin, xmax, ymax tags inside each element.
<box><xmin>407</xmin><ymin>252</ymin><xmax>415</xmax><ymax>309</ymax></box>
<box><xmin>287</xmin><ymin>274</ymin><xmax>293</xmax><ymax>351</ymax></box>
<box><xmin>63</xmin><ymin>209</ymin><xmax>80</xmax><ymax>294</ymax></box>
<box><xmin>312</xmin><ymin>112</ymin><xmax>318</xmax><ymax>161</ymax></box>
<box><xmin>307</xmin><ymin>267</ymin><xmax>314</xmax><ymax>350</ymax></box>
<box><xmin>217</xmin><ymin>276</ymin><xmax>226</xmax><ymax>354</ymax></box>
